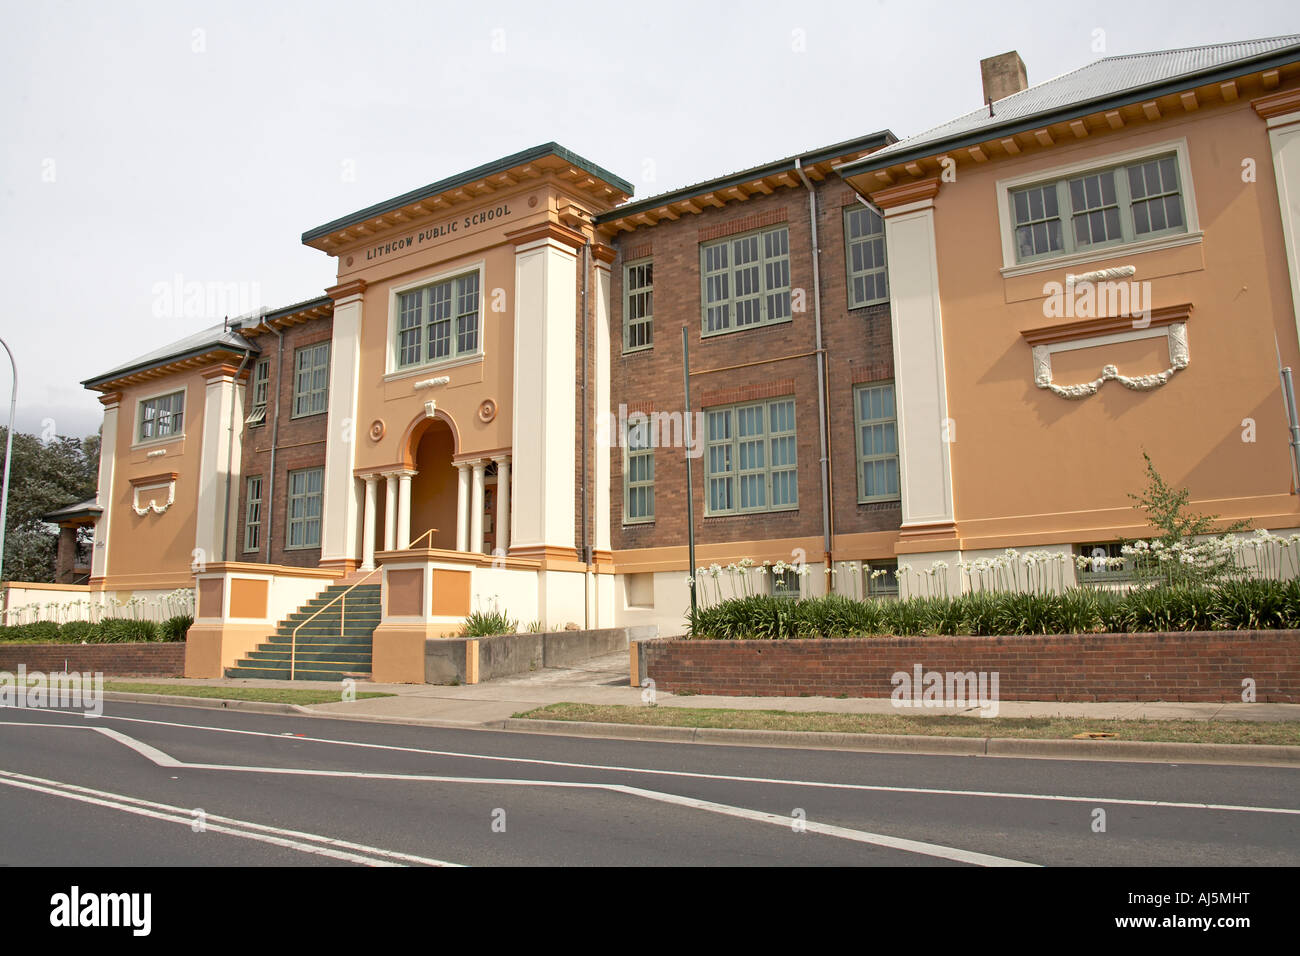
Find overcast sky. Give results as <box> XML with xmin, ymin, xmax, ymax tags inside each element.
<box><xmin>1</xmin><ymin>0</ymin><xmax>1296</xmax><ymax>440</ymax></box>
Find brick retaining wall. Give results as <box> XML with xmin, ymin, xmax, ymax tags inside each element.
<box><xmin>0</xmin><ymin>643</ymin><xmax>186</xmax><ymax>677</ymax></box>
<box><xmin>638</xmin><ymin>632</ymin><xmax>1300</xmax><ymax>703</ymax></box>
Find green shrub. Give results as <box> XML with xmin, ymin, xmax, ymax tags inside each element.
<box><xmin>461</xmin><ymin>607</ymin><xmax>518</xmax><ymax>638</ymax></box>
<box><xmin>685</xmin><ymin>580</ymin><xmax>1300</xmax><ymax>638</ymax></box>
<box><xmin>58</xmin><ymin>621</ymin><xmax>97</xmax><ymax>643</ymax></box>
<box><xmin>96</xmin><ymin>618</ymin><xmax>160</xmax><ymax>643</ymax></box>
<box><xmin>0</xmin><ymin>621</ymin><xmax>61</xmax><ymax>643</ymax></box>
<box><xmin>159</xmin><ymin>615</ymin><xmax>193</xmax><ymax>642</ymax></box>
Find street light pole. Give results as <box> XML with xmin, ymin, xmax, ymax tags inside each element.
<box><xmin>0</xmin><ymin>337</ymin><xmax>16</xmax><ymax>585</ymax></box>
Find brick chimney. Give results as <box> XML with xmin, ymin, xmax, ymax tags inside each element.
<box><xmin>980</xmin><ymin>51</ymin><xmax>1028</xmax><ymax>105</ymax></box>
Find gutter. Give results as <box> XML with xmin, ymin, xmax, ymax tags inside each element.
<box><xmin>794</xmin><ymin>157</ymin><xmax>834</xmax><ymax>585</ymax></box>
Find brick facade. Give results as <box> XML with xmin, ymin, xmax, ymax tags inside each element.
<box><xmin>234</xmin><ymin>317</ymin><xmax>333</xmax><ymax>567</ymax></box>
<box><xmin>0</xmin><ymin>643</ymin><xmax>186</xmax><ymax>677</ymax></box>
<box><xmin>608</xmin><ymin>177</ymin><xmax>901</xmax><ymax>559</ymax></box>
<box><xmin>640</xmin><ymin>632</ymin><xmax>1300</xmax><ymax>703</ymax></box>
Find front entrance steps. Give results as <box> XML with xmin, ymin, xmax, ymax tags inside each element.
<box><xmin>224</xmin><ymin>582</ymin><xmax>382</xmax><ymax>682</ymax></box>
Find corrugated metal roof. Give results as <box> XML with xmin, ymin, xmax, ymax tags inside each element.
<box><xmin>842</xmin><ymin>35</ymin><xmax>1300</xmax><ymax>174</ymax></box>
<box><xmin>82</xmin><ymin>319</ymin><xmax>256</xmax><ymax>388</ymax></box>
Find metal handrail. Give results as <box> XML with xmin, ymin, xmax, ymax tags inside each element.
<box><xmin>406</xmin><ymin>527</ymin><xmax>438</xmax><ymax>551</ymax></box>
<box><xmin>290</xmin><ymin>565</ymin><xmax>381</xmax><ymax>680</ymax></box>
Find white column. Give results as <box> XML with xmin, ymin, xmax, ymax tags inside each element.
<box><xmin>455</xmin><ymin>462</ymin><xmax>471</xmax><ymax>552</ymax></box>
<box><xmin>1259</xmin><ymin>98</ymin><xmax>1300</xmax><ymax>349</ymax></box>
<box><xmin>493</xmin><ymin>456</ymin><xmax>511</xmax><ymax>554</ymax></box>
<box><xmin>383</xmin><ymin>472</ymin><xmax>398</xmax><ymax>552</ymax></box>
<box><xmin>470</xmin><ymin>460</ymin><xmax>486</xmax><ymax>554</ymax></box>
<box><xmin>320</xmin><ymin>283</ymin><xmax>365</xmax><ymax>566</ymax></box>
<box><xmin>396</xmin><ymin>471</ymin><xmax>413</xmax><ymax>550</ymax></box>
<box><xmin>195</xmin><ymin>367</ymin><xmax>240</xmax><ymax>563</ymax></box>
<box><xmin>361</xmin><ymin>475</ymin><xmax>378</xmax><ymax>570</ymax></box>
<box><xmin>510</xmin><ymin>231</ymin><xmax>578</xmax><ymax>553</ymax></box>
<box><xmin>882</xmin><ymin>188</ymin><xmax>956</xmax><ymax>531</ymax></box>
<box><xmin>91</xmin><ymin>397</ymin><xmax>119</xmax><ymax>581</ymax></box>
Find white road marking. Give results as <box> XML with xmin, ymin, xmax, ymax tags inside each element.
<box><xmin>0</xmin><ymin>769</ymin><xmax>460</xmax><ymax>866</ymax></box>
<box><xmin>1</xmin><ymin>721</ymin><xmax>1032</xmax><ymax>866</ymax></box>
<box><xmin>6</xmin><ymin>708</ymin><xmax>1296</xmax><ymax>819</ymax></box>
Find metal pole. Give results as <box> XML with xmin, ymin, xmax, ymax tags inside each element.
<box><xmin>0</xmin><ymin>337</ymin><xmax>16</xmax><ymax>584</ymax></box>
<box><xmin>1281</xmin><ymin>367</ymin><xmax>1300</xmax><ymax>493</ymax></box>
<box><xmin>682</xmin><ymin>327</ymin><xmax>697</xmax><ymax>619</ymax></box>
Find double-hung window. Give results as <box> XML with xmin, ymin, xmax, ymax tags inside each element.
<box><xmin>854</xmin><ymin>383</ymin><xmax>900</xmax><ymax>502</ymax></box>
<box><xmin>623</xmin><ymin>418</ymin><xmax>655</xmax><ymax>523</ymax></box>
<box><xmin>1009</xmin><ymin>151</ymin><xmax>1188</xmax><ymax>264</ymax></box>
<box><xmin>700</xmin><ymin>225</ymin><xmax>791</xmax><ymax>334</ymax></box>
<box><xmin>246</xmin><ymin>357</ymin><xmax>270</xmax><ymax>426</ymax></box>
<box><xmin>293</xmin><ymin>343</ymin><xmax>330</xmax><ymax>418</ymax></box>
<box><xmin>844</xmin><ymin>206</ymin><xmax>888</xmax><ymax>307</ymax></box>
<box><xmin>244</xmin><ymin>476</ymin><xmax>263</xmax><ymax>552</ymax></box>
<box><xmin>286</xmin><ymin>467</ymin><xmax>323</xmax><ymax>549</ymax></box>
<box><xmin>624</xmin><ymin>260</ymin><xmax>653</xmax><ymax>351</ymax></box>
<box><xmin>396</xmin><ymin>271</ymin><xmax>481</xmax><ymax>370</ymax></box>
<box><xmin>138</xmin><ymin>390</ymin><xmax>185</xmax><ymax>442</ymax></box>
<box><xmin>704</xmin><ymin>397</ymin><xmax>797</xmax><ymax>515</ymax></box>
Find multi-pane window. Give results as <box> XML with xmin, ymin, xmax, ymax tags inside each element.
<box><xmin>293</xmin><ymin>343</ymin><xmax>330</xmax><ymax>418</ymax></box>
<box><xmin>624</xmin><ymin>260</ymin><xmax>653</xmax><ymax>351</ymax></box>
<box><xmin>865</xmin><ymin>559</ymin><xmax>900</xmax><ymax>599</ymax></box>
<box><xmin>246</xmin><ymin>357</ymin><xmax>270</xmax><ymax>426</ymax></box>
<box><xmin>396</xmin><ymin>271</ymin><xmax>481</xmax><ymax>369</ymax></box>
<box><xmin>1076</xmin><ymin>542</ymin><xmax>1134</xmax><ymax>585</ymax></box>
<box><xmin>286</xmin><ymin>467</ymin><xmax>323</xmax><ymax>549</ymax></box>
<box><xmin>844</xmin><ymin>206</ymin><xmax>888</xmax><ymax>307</ymax></box>
<box><xmin>244</xmin><ymin>476</ymin><xmax>263</xmax><ymax>552</ymax></box>
<box><xmin>624</xmin><ymin>419</ymin><xmax>655</xmax><ymax>523</ymax></box>
<box><xmin>138</xmin><ymin>390</ymin><xmax>185</xmax><ymax>442</ymax></box>
<box><xmin>770</xmin><ymin>568</ymin><xmax>802</xmax><ymax>600</ymax></box>
<box><xmin>1010</xmin><ymin>152</ymin><xmax>1187</xmax><ymax>263</ymax></box>
<box><xmin>854</xmin><ymin>383</ymin><xmax>900</xmax><ymax>502</ymax></box>
<box><xmin>700</xmin><ymin>226</ymin><xmax>791</xmax><ymax>334</ymax></box>
<box><xmin>704</xmin><ymin>397</ymin><xmax>797</xmax><ymax>515</ymax></box>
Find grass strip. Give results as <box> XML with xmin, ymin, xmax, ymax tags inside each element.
<box><xmin>514</xmin><ymin>702</ymin><xmax>1300</xmax><ymax>746</ymax></box>
<box><xmin>104</xmin><ymin>681</ymin><xmax>394</xmax><ymax>706</ymax></box>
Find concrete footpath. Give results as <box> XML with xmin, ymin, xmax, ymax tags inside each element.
<box><xmin>104</xmin><ymin>650</ymin><xmax>1300</xmax><ymax>737</ymax></box>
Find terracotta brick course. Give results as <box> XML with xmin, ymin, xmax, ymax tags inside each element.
<box><xmin>641</xmin><ymin>631</ymin><xmax>1300</xmax><ymax>702</ymax></box>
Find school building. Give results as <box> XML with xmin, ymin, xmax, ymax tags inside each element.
<box><xmin>63</xmin><ymin>34</ymin><xmax>1300</xmax><ymax>680</ymax></box>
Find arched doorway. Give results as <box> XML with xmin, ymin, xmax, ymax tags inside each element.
<box><xmin>409</xmin><ymin>419</ymin><xmax>457</xmax><ymax>551</ymax></box>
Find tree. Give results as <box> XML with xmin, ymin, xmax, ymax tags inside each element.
<box><xmin>0</xmin><ymin>428</ymin><xmax>100</xmax><ymax>583</ymax></box>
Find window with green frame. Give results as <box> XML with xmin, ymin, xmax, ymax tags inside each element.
<box><xmin>292</xmin><ymin>342</ymin><xmax>330</xmax><ymax>418</ymax></box>
<box><xmin>865</xmin><ymin>559</ymin><xmax>899</xmax><ymax>599</ymax></box>
<box><xmin>285</xmin><ymin>467</ymin><xmax>323</xmax><ymax>549</ymax></box>
<box><xmin>244</xmin><ymin>475</ymin><xmax>263</xmax><ymax>553</ymax></box>
<box><xmin>704</xmin><ymin>397</ymin><xmax>797</xmax><ymax>515</ymax></box>
<box><xmin>623</xmin><ymin>418</ymin><xmax>654</xmax><ymax>523</ymax></box>
<box><xmin>854</xmin><ymin>382</ymin><xmax>900</xmax><ymax>502</ymax></box>
<box><xmin>769</xmin><ymin>567</ymin><xmax>802</xmax><ymax>600</ymax></box>
<box><xmin>700</xmin><ymin>225</ymin><xmax>791</xmax><ymax>335</ymax></box>
<box><xmin>246</xmin><ymin>357</ymin><xmax>270</xmax><ymax>426</ymax></box>
<box><xmin>844</xmin><ymin>205</ymin><xmax>888</xmax><ymax>307</ymax></box>
<box><xmin>396</xmin><ymin>271</ymin><xmax>481</xmax><ymax>369</ymax></box>
<box><xmin>623</xmin><ymin>259</ymin><xmax>653</xmax><ymax>351</ymax></box>
<box><xmin>1010</xmin><ymin>152</ymin><xmax>1187</xmax><ymax>263</ymax></box>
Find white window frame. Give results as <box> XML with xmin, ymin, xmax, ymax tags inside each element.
<box><xmin>995</xmin><ymin>138</ymin><xmax>1202</xmax><ymax>278</ymax></box>
<box><xmin>134</xmin><ymin>387</ymin><xmax>187</xmax><ymax>447</ymax></box>
<box><xmin>699</xmin><ymin>224</ymin><xmax>792</xmax><ymax>337</ymax></box>
<box><xmin>623</xmin><ymin>418</ymin><xmax>655</xmax><ymax>524</ymax></box>
<box><xmin>704</xmin><ymin>396</ymin><xmax>798</xmax><ymax>517</ymax></box>
<box><xmin>243</xmin><ymin>475</ymin><xmax>263</xmax><ymax>553</ymax></box>
<box><xmin>285</xmin><ymin>467</ymin><xmax>323</xmax><ymax>550</ymax></box>
<box><xmin>291</xmin><ymin>342</ymin><xmax>330</xmax><ymax>419</ymax></box>
<box><xmin>843</xmin><ymin>205</ymin><xmax>889</xmax><ymax>308</ymax></box>
<box><xmin>246</xmin><ymin>357</ymin><xmax>270</xmax><ymax>426</ymax></box>
<box><xmin>854</xmin><ymin>381</ymin><xmax>901</xmax><ymax>504</ymax></box>
<box><xmin>623</xmin><ymin>258</ymin><xmax>653</xmax><ymax>352</ymax></box>
<box><xmin>385</xmin><ymin>261</ymin><xmax>486</xmax><ymax>378</ymax></box>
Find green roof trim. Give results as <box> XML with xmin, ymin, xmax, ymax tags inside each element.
<box><xmin>302</xmin><ymin>143</ymin><xmax>635</xmax><ymax>243</ymax></box>
<box><xmin>594</xmin><ymin>131</ymin><xmax>896</xmax><ymax>224</ymax></box>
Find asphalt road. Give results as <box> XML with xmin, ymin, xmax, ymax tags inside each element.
<box><xmin>1</xmin><ymin>700</ymin><xmax>1297</xmax><ymax>867</ymax></box>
